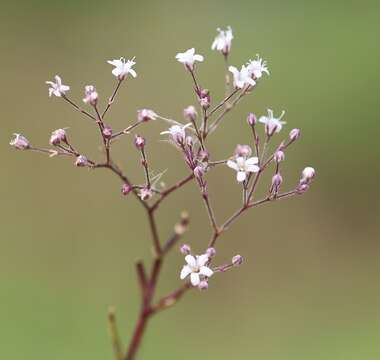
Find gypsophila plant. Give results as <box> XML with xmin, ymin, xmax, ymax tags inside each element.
<box><xmin>10</xmin><ymin>26</ymin><xmax>316</xmax><ymax>359</ymax></box>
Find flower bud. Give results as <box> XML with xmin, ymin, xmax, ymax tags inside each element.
<box><xmin>199</xmin><ymin>89</ymin><xmax>210</xmax><ymax>110</ymax></box>
<box><xmin>193</xmin><ymin>165</ymin><xmax>205</xmax><ymax>180</ymax></box>
<box><xmin>102</xmin><ymin>125</ymin><xmax>113</xmax><ymax>139</ymax></box>
<box><xmin>198</xmin><ymin>150</ymin><xmax>209</xmax><ymax>162</ymax></box>
<box><xmin>139</xmin><ymin>187</ymin><xmax>153</xmax><ymax>201</ymax></box>
<box><xmin>49</xmin><ymin>128</ymin><xmax>67</xmax><ymax>146</ymax></box>
<box><xmin>83</xmin><ymin>85</ymin><xmax>98</xmax><ymax>106</ymax></box>
<box><xmin>10</xmin><ymin>133</ymin><xmax>30</xmax><ymax>150</ymax></box>
<box><xmin>271</xmin><ymin>173</ymin><xmax>283</xmax><ymax>193</ymax></box>
<box><xmin>137</xmin><ymin>109</ymin><xmax>157</xmax><ymax>122</ymax></box>
<box><xmin>289</xmin><ymin>128</ymin><xmax>301</xmax><ymax>141</ymax></box>
<box><xmin>185</xmin><ymin>136</ymin><xmax>194</xmax><ymax>147</ymax></box>
<box><xmin>134</xmin><ymin>135</ymin><xmax>145</xmax><ymax>149</ymax></box>
<box><xmin>183</xmin><ymin>106</ymin><xmax>197</xmax><ymax>122</ymax></box>
<box><xmin>274</xmin><ymin>150</ymin><xmax>285</xmax><ymax>163</ymax></box>
<box><xmin>75</xmin><ymin>155</ymin><xmax>89</xmax><ymax>167</ymax></box>
<box><xmin>121</xmin><ymin>183</ymin><xmax>132</xmax><ymax>196</ymax></box>
<box><xmin>198</xmin><ymin>280</ymin><xmax>209</xmax><ymax>291</ymax></box>
<box><xmin>234</xmin><ymin>144</ymin><xmax>252</xmax><ymax>158</ymax></box>
<box><xmin>247</xmin><ymin>113</ymin><xmax>257</xmax><ymax>126</ymax></box>
<box><xmin>232</xmin><ymin>254</ymin><xmax>243</xmax><ymax>266</ymax></box>
<box><xmin>300</xmin><ymin>166</ymin><xmax>315</xmax><ymax>184</ymax></box>
<box><xmin>297</xmin><ymin>183</ymin><xmax>310</xmax><ymax>194</ymax></box>
<box><xmin>180</xmin><ymin>244</ymin><xmax>191</xmax><ymax>255</ymax></box>
<box><xmin>206</xmin><ymin>247</ymin><xmax>216</xmax><ymax>258</ymax></box>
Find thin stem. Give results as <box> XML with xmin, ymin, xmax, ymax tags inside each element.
<box><xmin>61</xmin><ymin>95</ymin><xmax>97</xmax><ymax>121</ymax></box>
<box><xmin>162</xmin><ymin>212</ymin><xmax>190</xmax><ymax>255</ymax></box>
<box><xmin>111</xmin><ymin>121</ymin><xmax>143</xmax><ymax>140</ymax></box>
<box><xmin>207</xmin><ymin>89</ymin><xmax>239</xmax><ymax>119</ymax></box>
<box><xmin>108</xmin><ymin>307</ymin><xmax>123</xmax><ymax>360</ymax></box>
<box><xmin>140</xmin><ymin>148</ymin><xmax>151</xmax><ymax>189</ymax></box>
<box><xmin>201</xmin><ymin>192</ymin><xmax>219</xmax><ymax>233</ymax></box>
<box><xmin>103</xmin><ymin>79</ymin><xmax>123</xmax><ymax>118</ymax></box>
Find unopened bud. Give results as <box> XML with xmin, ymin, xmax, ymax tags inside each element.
<box><xmin>206</xmin><ymin>247</ymin><xmax>216</xmax><ymax>258</ymax></box>
<box><xmin>180</xmin><ymin>244</ymin><xmax>191</xmax><ymax>255</ymax></box>
<box><xmin>75</xmin><ymin>155</ymin><xmax>89</xmax><ymax>167</ymax></box>
<box><xmin>232</xmin><ymin>254</ymin><xmax>243</xmax><ymax>266</ymax></box>
<box><xmin>185</xmin><ymin>136</ymin><xmax>194</xmax><ymax>147</ymax></box>
<box><xmin>247</xmin><ymin>113</ymin><xmax>257</xmax><ymax>126</ymax></box>
<box><xmin>198</xmin><ymin>280</ymin><xmax>209</xmax><ymax>290</ymax></box>
<box><xmin>49</xmin><ymin>128</ymin><xmax>67</xmax><ymax>146</ymax></box>
<box><xmin>83</xmin><ymin>85</ymin><xmax>98</xmax><ymax>106</ymax></box>
<box><xmin>297</xmin><ymin>183</ymin><xmax>310</xmax><ymax>194</ymax></box>
<box><xmin>271</xmin><ymin>173</ymin><xmax>283</xmax><ymax>193</ymax></box>
<box><xmin>183</xmin><ymin>106</ymin><xmax>197</xmax><ymax>122</ymax></box>
<box><xmin>137</xmin><ymin>109</ymin><xmax>157</xmax><ymax>122</ymax></box>
<box><xmin>10</xmin><ymin>133</ymin><xmax>30</xmax><ymax>150</ymax></box>
<box><xmin>235</xmin><ymin>144</ymin><xmax>252</xmax><ymax>158</ymax></box>
<box><xmin>199</xmin><ymin>89</ymin><xmax>210</xmax><ymax>110</ymax></box>
<box><xmin>102</xmin><ymin>125</ymin><xmax>113</xmax><ymax>139</ymax></box>
<box><xmin>300</xmin><ymin>166</ymin><xmax>315</xmax><ymax>184</ymax></box>
<box><xmin>289</xmin><ymin>128</ymin><xmax>301</xmax><ymax>141</ymax></box>
<box><xmin>193</xmin><ymin>165</ymin><xmax>205</xmax><ymax>179</ymax></box>
<box><xmin>121</xmin><ymin>183</ymin><xmax>132</xmax><ymax>196</ymax></box>
<box><xmin>134</xmin><ymin>135</ymin><xmax>145</xmax><ymax>149</ymax></box>
<box><xmin>139</xmin><ymin>187</ymin><xmax>153</xmax><ymax>201</ymax></box>
<box><xmin>274</xmin><ymin>150</ymin><xmax>285</xmax><ymax>163</ymax></box>
<box><xmin>198</xmin><ymin>150</ymin><xmax>209</xmax><ymax>162</ymax></box>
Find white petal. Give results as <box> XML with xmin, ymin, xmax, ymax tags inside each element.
<box><xmin>258</xmin><ymin>116</ymin><xmax>268</xmax><ymax>124</ymax></box>
<box><xmin>190</xmin><ymin>272</ymin><xmax>200</xmax><ymax>286</ymax></box>
<box><xmin>197</xmin><ymin>254</ymin><xmax>209</xmax><ymax>267</ymax></box>
<box><xmin>185</xmin><ymin>255</ymin><xmax>196</xmax><ymax>267</ymax></box>
<box><xmin>228</xmin><ymin>66</ymin><xmax>238</xmax><ymax>76</ymax></box>
<box><xmin>237</xmin><ymin>171</ymin><xmax>247</xmax><ymax>182</ymax></box>
<box><xmin>129</xmin><ymin>69</ymin><xmax>137</xmax><ymax>78</ymax></box>
<box><xmin>246</xmin><ymin>164</ymin><xmax>260</xmax><ymax>173</ymax></box>
<box><xmin>194</xmin><ymin>54</ymin><xmax>204</xmax><ymax>62</ymax></box>
<box><xmin>180</xmin><ymin>265</ymin><xmax>192</xmax><ymax>280</ymax></box>
<box><xmin>227</xmin><ymin>160</ymin><xmax>239</xmax><ymax>171</ymax></box>
<box><xmin>245</xmin><ymin>157</ymin><xmax>258</xmax><ymax>165</ymax></box>
<box><xmin>112</xmin><ymin>68</ymin><xmax>121</xmax><ymax>77</ymax></box>
<box><xmin>200</xmin><ymin>266</ymin><xmax>213</xmax><ymax>278</ymax></box>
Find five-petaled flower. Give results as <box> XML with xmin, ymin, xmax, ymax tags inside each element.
<box><xmin>247</xmin><ymin>55</ymin><xmax>269</xmax><ymax>79</ymax></box>
<box><xmin>259</xmin><ymin>109</ymin><xmax>286</xmax><ymax>136</ymax></box>
<box><xmin>211</xmin><ymin>26</ymin><xmax>233</xmax><ymax>55</ymax></box>
<box><xmin>160</xmin><ymin>123</ymin><xmax>192</xmax><ymax>145</ymax></box>
<box><xmin>227</xmin><ymin>156</ymin><xmax>260</xmax><ymax>182</ymax></box>
<box><xmin>228</xmin><ymin>65</ymin><xmax>256</xmax><ymax>89</ymax></box>
<box><xmin>46</xmin><ymin>75</ymin><xmax>70</xmax><ymax>97</ymax></box>
<box><xmin>107</xmin><ymin>57</ymin><xmax>137</xmax><ymax>80</ymax></box>
<box><xmin>175</xmin><ymin>48</ymin><xmax>204</xmax><ymax>71</ymax></box>
<box><xmin>180</xmin><ymin>254</ymin><xmax>214</xmax><ymax>287</ymax></box>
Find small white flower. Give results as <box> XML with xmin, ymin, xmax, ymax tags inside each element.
<box><xmin>247</xmin><ymin>55</ymin><xmax>269</xmax><ymax>79</ymax></box>
<box><xmin>107</xmin><ymin>57</ymin><xmax>137</xmax><ymax>80</ymax></box>
<box><xmin>227</xmin><ymin>156</ymin><xmax>260</xmax><ymax>182</ymax></box>
<box><xmin>160</xmin><ymin>123</ymin><xmax>192</xmax><ymax>145</ymax></box>
<box><xmin>180</xmin><ymin>254</ymin><xmax>214</xmax><ymax>287</ymax></box>
<box><xmin>259</xmin><ymin>109</ymin><xmax>286</xmax><ymax>135</ymax></box>
<box><xmin>301</xmin><ymin>167</ymin><xmax>315</xmax><ymax>183</ymax></box>
<box><xmin>228</xmin><ymin>65</ymin><xmax>256</xmax><ymax>89</ymax></box>
<box><xmin>46</xmin><ymin>75</ymin><xmax>70</xmax><ymax>97</ymax></box>
<box><xmin>175</xmin><ymin>48</ymin><xmax>204</xmax><ymax>70</ymax></box>
<box><xmin>211</xmin><ymin>26</ymin><xmax>233</xmax><ymax>55</ymax></box>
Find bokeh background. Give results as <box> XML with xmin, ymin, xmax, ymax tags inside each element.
<box><xmin>1</xmin><ymin>0</ymin><xmax>379</xmax><ymax>359</ymax></box>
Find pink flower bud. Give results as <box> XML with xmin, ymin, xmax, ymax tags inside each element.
<box><xmin>10</xmin><ymin>133</ymin><xmax>30</xmax><ymax>150</ymax></box>
<box><xmin>206</xmin><ymin>247</ymin><xmax>216</xmax><ymax>258</ymax></box>
<box><xmin>193</xmin><ymin>165</ymin><xmax>205</xmax><ymax>179</ymax></box>
<box><xmin>75</xmin><ymin>155</ymin><xmax>89</xmax><ymax>167</ymax></box>
<box><xmin>183</xmin><ymin>106</ymin><xmax>197</xmax><ymax>122</ymax></box>
<box><xmin>234</xmin><ymin>144</ymin><xmax>252</xmax><ymax>158</ymax></box>
<box><xmin>198</xmin><ymin>150</ymin><xmax>209</xmax><ymax>162</ymax></box>
<box><xmin>198</xmin><ymin>280</ymin><xmax>209</xmax><ymax>290</ymax></box>
<box><xmin>289</xmin><ymin>128</ymin><xmax>301</xmax><ymax>141</ymax></box>
<box><xmin>300</xmin><ymin>166</ymin><xmax>315</xmax><ymax>184</ymax></box>
<box><xmin>247</xmin><ymin>113</ymin><xmax>257</xmax><ymax>126</ymax></box>
<box><xmin>274</xmin><ymin>150</ymin><xmax>285</xmax><ymax>163</ymax></box>
<box><xmin>102</xmin><ymin>125</ymin><xmax>113</xmax><ymax>139</ymax></box>
<box><xmin>49</xmin><ymin>128</ymin><xmax>67</xmax><ymax>146</ymax></box>
<box><xmin>137</xmin><ymin>109</ymin><xmax>157</xmax><ymax>122</ymax></box>
<box><xmin>139</xmin><ymin>187</ymin><xmax>153</xmax><ymax>201</ymax></box>
<box><xmin>232</xmin><ymin>254</ymin><xmax>243</xmax><ymax>266</ymax></box>
<box><xmin>297</xmin><ymin>183</ymin><xmax>310</xmax><ymax>194</ymax></box>
<box><xmin>271</xmin><ymin>173</ymin><xmax>283</xmax><ymax>193</ymax></box>
<box><xmin>185</xmin><ymin>136</ymin><xmax>194</xmax><ymax>147</ymax></box>
<box><xmin>134</xmin><ymin>135</ymin><xmax>145</xmax><ymax>149</ymax></box>
<box><xmin>83</xmin><ymin>85</ymin><xmax>98</xmax><ymax>106</ymax></box>
<box><xmin>180</xmin><ymin>244</ymin><xmax>191</xmax><ymax>255</ymax></box>
<box><xmin>121</xmin><ymin>183</ymin><xmax>132</xmax><ymax>196</ymax></box>
<box><xmin>199</xmin><ymin>89</ymin><xmax>210</xmax><ymax>110</ymax></box>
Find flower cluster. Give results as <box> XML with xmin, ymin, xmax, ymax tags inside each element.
<box><xmin>10</xmin><ymin>26</ymin><xmax>316</xmax><ymax>358</ymax></box>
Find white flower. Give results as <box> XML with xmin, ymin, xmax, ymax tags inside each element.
<box><xmin>247</xmin><ymin>55</ymin><xmax>269</xmax><ymax>79</ymax></box>
<box><xmin>259</xmin><ymin>109</ymin><xmax>286</xmax><ymax>135</ymax></box>
<box><xmin>175</xmin><ymin>48</ymin><xmax>204</xmax><ymax>70</ymax></box>
<box><xmin>228</xmin><ymin>65</ymin><xmax>256</xmax><ymax>89</ymax></box>
<box><xmin>46</xmin><ymin>75</ymin><xmax>70</xmax><ymax>97</ymax></box>
<box><xmin>211</xmin><ymin>26</ymin><xmax>233</xmax><ymax>55</ymax></box>
<box><xmin>227</xmin><ymin>156</ymin><xmax>260</xmax><ymax>182</ymax></box>
<box><xmin>107</xmin><ymin>57</ymin><xmax>137</xmax><ymax>80</ymax></box>
<box><xmin>301</xmin><ymin>167</ymin><xmax>315</xmax><ymax>183</ymax></box>
<box><xmin>160</xmin><ymin>123</ymin><xmax>192</xmax><ymax>145</ymax></box>
<box><xmin>180</xmin><ymin>254</ymin><xmax>214</xmax><ymax>287</ymax></box>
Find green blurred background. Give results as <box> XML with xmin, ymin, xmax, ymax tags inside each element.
<box><xmin>1</xmin><ymin>0</ymin><xmax>379</xmax><ymax>359</ymax></box>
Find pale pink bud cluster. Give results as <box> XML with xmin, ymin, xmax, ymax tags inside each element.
<box><xmin>235</xmin><ymin>144</ymin><xmax>252</xmax><ymax>158</ymax></box>
<box><xmin>102</xmin><ymin>125</ymin><xmax>113</xmax><ymax>139</ymax></box>
<box><xmin>134</xmin><ymin>135</ymin><xmax>146</xmax><ymax>149</ymax></box>
<box><xmin>297</xmin><ymin>167</ymin><xmax>316</xmax><ymax>194</ymax></box>
<box><xmin>75</xmin><ymin>155</ymin><xmax>89</xmax><ymax>167</ymax></box>
<box><xmin>137</xmin><ymin>109</ymin><xmax>157</xmax><ymax>122</ymax></box>
<box><xmin>180</xmin><ymin>244</ymin><xmax>191</xmax><ymax>255</ymax></box>
<box><xmin>274</xmin><ymin>150</ymin><xmax>285</xmax><ymax>163</ymax></box>
<box><xmin>49</xmin><ymin>129</ymin><xmax>67</xmax><ymax>146</ymax></box>
<box><xmin>83</xmin><ymin>85</ymin><xmax>98</xmax><ymax>106</ymax></box>
<box><xmin>183</xmin><ymin>106</ymin><xmax>197</xmax><ymax>122</ymax></box>
<box><xmin>121</xmin><ymin>183</ymin><xmax>133</xmax><ymax>196</ymax></box>
<box><xmin>10</xmin><ymin>133</ymin><xmax>30</xmax><ymax>150</ymax></box>
<box><xmin>247</xmin><ymin>112</ymin><xmax>257</xmax><ymax>126</ymax></box>
<box><xmin>139</xmin><ymin>187</ymin><xmax>153</xmax><ymax>201</ymax></box>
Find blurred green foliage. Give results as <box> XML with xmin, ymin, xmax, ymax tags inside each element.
<box><xmin>1</xmin><ymin>0</ymin><xmax>379</xmax><ymax>359</ymax></box>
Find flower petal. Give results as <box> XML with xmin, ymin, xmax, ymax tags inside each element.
<box><xmin>245</xmin><ymin>157</ymin><xmax>258</xmax><ymax>165</ymax></box>
<box><xmin>200</xmin><ymin>266</ymin><xmax>213</xmax><ymax>278</ymax></box>
<box><xmin>185</xmin><ymin>255</ymin><xmax>196</xmax><ymax>267</ymax></box>
<box><xmin>190</xmin><ymin>272</ymin><xmax>200</xmax><ymax>286</ymax></box>
<box><xmin>246</xmin><ymin>164</ymin><xmax>260</xmax><ymax>173</ymax></box>
<box><xmin>197</xmin><ymin>254</ymin><xmax>209</xmax><ymax>267</ymax></box>
<box><xmin>237</xmin><ymin>171</ymin><xmax>247</xmax><ymax>182</ymax></box>
<box><xmin>180</xmin><ymin>265</ymin><xmax>192</xmax><ymax>280</ymax></box>
<box><xmin>227</xmin><ymin>160</ymin><xmax>238</xmax><ymax>171</ymax></box>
